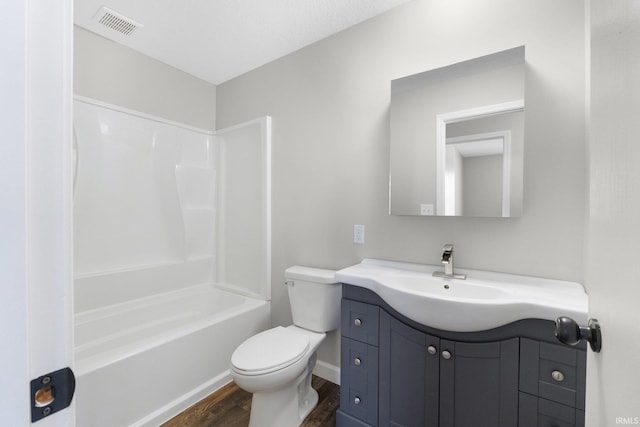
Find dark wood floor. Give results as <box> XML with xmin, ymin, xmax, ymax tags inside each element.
<box><xmin>160</xmin><ymin>376</ymin><xmax>340</xmax><ymax>427</ymax></box>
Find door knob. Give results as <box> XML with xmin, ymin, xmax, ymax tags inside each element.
<box><xmin>555</xmin><ymin>317</ymin><xmax>602</xmax><ymax>352</ymax></box>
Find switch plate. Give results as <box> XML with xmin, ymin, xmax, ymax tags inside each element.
<box><xmin>420</xmin><ymin>204</ymin><xmax>434</xmax><ymax>216</ymax></box>
<box><xmin>353</xmin><ymin>224</ymin><xmax>365</xmax><ymax>244</ymax></box>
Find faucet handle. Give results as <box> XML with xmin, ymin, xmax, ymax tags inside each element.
<box><xmin>441</xmin><ymin>244</ymin><xmax>453</xmax><ymax>264</ymax></box>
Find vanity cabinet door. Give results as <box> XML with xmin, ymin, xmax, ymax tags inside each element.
<box><xmin>379</xmin><ymin>310</ymin><xmax>440</xmax><ymax>427</ymax></box>
<box><xmin>439</xmin><ymin>338</ymin><xmax>519</xmax><ymax>427</ymax></box>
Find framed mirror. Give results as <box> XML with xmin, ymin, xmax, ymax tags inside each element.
<box><xmin>389</xmin><ymin>46</ymin><xmax>525</xmax><ymax>217</ymax></box>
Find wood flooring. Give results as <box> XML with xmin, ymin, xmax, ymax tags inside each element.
<box><xmin>160</xmin><ymin>376</ymin><xmax>340</xmax><ymax>427</ymax></box>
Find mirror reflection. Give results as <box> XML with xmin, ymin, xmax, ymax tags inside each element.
<box><xmin>389</xmin><ymin>47</ymin><xmax>525</xmax><ymax>217</ymax></box>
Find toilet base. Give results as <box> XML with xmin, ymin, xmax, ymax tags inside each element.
<box><xmin>247</xmin><ymin>353</ymin><xmax>318</xmax><ymax>427</ymax></box>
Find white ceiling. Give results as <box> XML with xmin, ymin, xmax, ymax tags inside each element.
<box><xmin>75</xmin><ymin>0</ymin><xmax>411</xmax><ymax>85</ymax></box>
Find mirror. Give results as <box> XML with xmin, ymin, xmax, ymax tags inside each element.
<box><xmin>389</xmin><ymin>47</ymin><xmax>525</xmax><ymax>217</ymax></box>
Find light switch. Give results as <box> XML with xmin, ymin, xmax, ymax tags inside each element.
<box><xmin>353</xmin><ymin>224</ymin><xmax>365</xmax><ymax>244</ymax></box>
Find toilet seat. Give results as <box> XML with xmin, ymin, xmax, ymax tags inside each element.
<box><xmin>231</xmin><ymin>326</ymin><xmax>310</xmax><ymax>376</ymax></box>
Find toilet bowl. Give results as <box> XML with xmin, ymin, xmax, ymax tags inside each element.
<box><xmin>229</xmin><ymin>266</ymin><xmax>340</xmax><ymax>427</ymax></box>
<box><xmin>231</xmin><ymin>326</ymin><xmax>326</xmax><ymax>426</ymax></box>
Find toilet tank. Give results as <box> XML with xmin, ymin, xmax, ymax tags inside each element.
<box><xmin>284</xmin><ymin>266</ymin><xmax>341</xmax><ymax>333</ymax></box>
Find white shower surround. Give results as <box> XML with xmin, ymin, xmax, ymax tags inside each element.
<box><xmin>74</xmin><ymin>96</ymin><xmax>218</xmax><ymax>274</ymax></box>
<box><xmin>73</xmin><ymin>97</ymin><xmax>272</xmax><ymax>425</ymax></box>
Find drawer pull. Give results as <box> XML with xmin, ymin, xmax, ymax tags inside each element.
<box><xmin>551</xmin><ymin>370</ymin><xmax>565</xmax><ymax>382</ymax></box>
<box><xmin>354</xmin><ymin>357</ymin><xmax>361</xmax><ymax>366</ymax></box>
<box><xmin>442</xmin><ymin>350</ymin><xmax>452</xmax><ymax>360</ymax></box>
<box><xmin>354</xmin><ymin>318</ymin><xmax>362</xmax><ymax>327</ymax></box>
<box><xmin>354</xmin><ymin>396</ymin><xmax>361</xmax><ymax>405</ymax></box>
<box><xmin>427</xmin><ymin>345</ymin><xmax>437</xmax><ymax>355</ymax></box>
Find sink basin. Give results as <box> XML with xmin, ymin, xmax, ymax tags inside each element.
<box><xmin>335</xmin><ymin>258</ymin><xmax>588</xmax><ymax>332</ymax></box>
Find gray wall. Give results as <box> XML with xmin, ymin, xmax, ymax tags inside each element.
<box><xmin>462</xmin><ymin>155</ymin><xmax>502</xmax><ymax>217</ymax></box>
<box><xmin>74</xmin><ymin>26</ymin><xmax>216</xmax><ymax>130</ymax></box>
<box><xmin>216</xmin><ymin>0</ymin><xmax>587</xmax><ymax>367</ymax></box>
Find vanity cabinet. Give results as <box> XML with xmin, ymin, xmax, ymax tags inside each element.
<box><xmin>336</xmin><ymin>285</ymin><xmax>586</xmax><ymax>427</ymax></box>
<box><xmin>379</xmin><ymin>310</ymin><xmax>519</xmax><ymax>427</ymax></box>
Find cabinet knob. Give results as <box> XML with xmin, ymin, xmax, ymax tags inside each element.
<box><xmin>354</xmin><ymin>357</ymin><xmax>361</xmax><ymax>366</ymax></box>
<box><xmin>354</xmin><ymin>396</ymin><xmax>361</xmax><ymax>405</ymax></box>
<box><xmin>427</xmin><ymin>346</ymin><xmax>437</xmax><ymax>355</ymax></box>
<box><xmin>354</xmin><ymin>318</ymin><xmax>362</xmax><ymax>327</ymax></box>
<box><xmin>551</xmin><ymin>370</ymin><xmax>565</xmax><ymax>382</ymax></box>
<box><xmin>441</xmin><ymin>350</ymin><xmax>452</xmax><ymax>360</ymax></box>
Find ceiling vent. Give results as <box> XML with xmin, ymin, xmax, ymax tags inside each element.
<box><xmin>93</xmin><ymin>6</ymin><xmax>142</xmax><ymax>36</ymax></box>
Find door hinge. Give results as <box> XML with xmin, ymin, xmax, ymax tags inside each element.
<box><xmin>30</xmin><ymin>367</ymin><xmax>76</xmax><ymax>422</ymax></box>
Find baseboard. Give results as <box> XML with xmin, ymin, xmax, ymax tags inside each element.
<box><xmin>131</xmin><ymin>370</ymin><xmax>232</xmax><ymax>427</ymax></box>
<box><xmin>130</xmin><ymin>362</ymin><xmax>339</xmax><ymax>427</ymax></box>
<box><xmin>313</xmin><ymin>360</ymin><xmax>340</xmax><ymax>385</ymax></box>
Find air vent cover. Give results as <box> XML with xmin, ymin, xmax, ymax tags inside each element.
<box><xmin>93</xmin><ymin>6</ymin><xmax>142</xmax><ymax>36</ymax></box>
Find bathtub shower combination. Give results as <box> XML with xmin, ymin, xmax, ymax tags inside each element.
<box><xmin>73</xmin><ymin>97</ymin><xmax>271</xmax><ymax>426</ymax></box>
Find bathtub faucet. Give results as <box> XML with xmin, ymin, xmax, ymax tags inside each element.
<box><xmin>432</xmin><ymin>244</ymin><xmax>466</xmax><ymax>280</ymax></box>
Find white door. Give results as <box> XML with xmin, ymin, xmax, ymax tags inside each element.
<box><xmin>586</xmin><ymin>1</ymin><xmax>640</xmax><ymax>425</ymax></box>
<box><xmin>0</xmin><ymin>0</ymin><xmax>74</xmax><ymax>426</ymax></box>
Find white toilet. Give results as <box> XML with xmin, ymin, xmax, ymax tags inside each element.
<box><xmin>230</xmin><ymin>266</ymin><xmax>341</xmax><ymax>427</ymax></box>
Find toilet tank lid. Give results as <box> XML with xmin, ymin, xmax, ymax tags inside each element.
<box><xmin>285</xmin><ymin>266</ymin><xmax>337</xmax><ymax>284</ymax></box>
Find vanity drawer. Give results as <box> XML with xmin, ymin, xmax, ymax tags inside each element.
<box><xmin>342</xmin><ymin>299</ymin><xmax>379</xmax><ymax>346</ymax></box>
<box><xmin>341</xmin><ymin>337</ymin><xmax>379</xmax><ymax>390</ymax></box>
<box><xmin>342</xmin><ymin>384</ymin><xmax>377</xmax><ymax>426</ymax></box>
<box><xmin>520</xmin><ymin>338</ymin><xmax>586</xmax><ymax>409</ymax></box>
<box><xmin>340</xmin><ymin>337</ymin><xmax>378</xmax><ymax>426</ymax></box>
<box><xmin>519</xmin><ymin>392</ymin><xmax>585</xmax><ymax>427</ymax></box>
<box><xmin>336</xmin><ymin>409</ymin><xmax>373</xmax><ymax>427</ymax></box>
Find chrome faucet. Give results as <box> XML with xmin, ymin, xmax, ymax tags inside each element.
<box><xmin>433</xmin><ymin>244</ymin><xmax>466</xmax><ymax>280</ymax></box>
<box><xmin>441</xmin><ymin>244</ymin><xmax>454</xmax><ymax>275</ymax></box>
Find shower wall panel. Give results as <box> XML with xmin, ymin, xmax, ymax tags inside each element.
<box><xmin>215</xmin><ymin>117</ymin><xmax>271</xmax><ymax>300</ymax></box>
<box><xmin>74</xmin><ymin>97</ymin><xmax>215</xmax><ymax>276</ymax></box>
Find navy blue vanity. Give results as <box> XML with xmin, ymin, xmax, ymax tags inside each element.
<box><xmin>335</xmin><ymin>259</ymin><xmax>591</xmax><ymax>427</ymax></box>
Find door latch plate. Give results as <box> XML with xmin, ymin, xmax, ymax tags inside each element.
<box><xmin>30</xmin><ymin>367</ymin><xmax>76</xmax><ymax>422</ymax></box>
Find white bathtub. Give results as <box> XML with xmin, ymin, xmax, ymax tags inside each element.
<box><xmin>74</xmin><ymin>284</ymin><xmax>270</xmax><ymax>427</ymax></box>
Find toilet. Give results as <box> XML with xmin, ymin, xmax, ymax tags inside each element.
<box><xmin>230</xmin><ymin>266</ymin><xmax>341</xmax><ymax>427</ymax></box>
